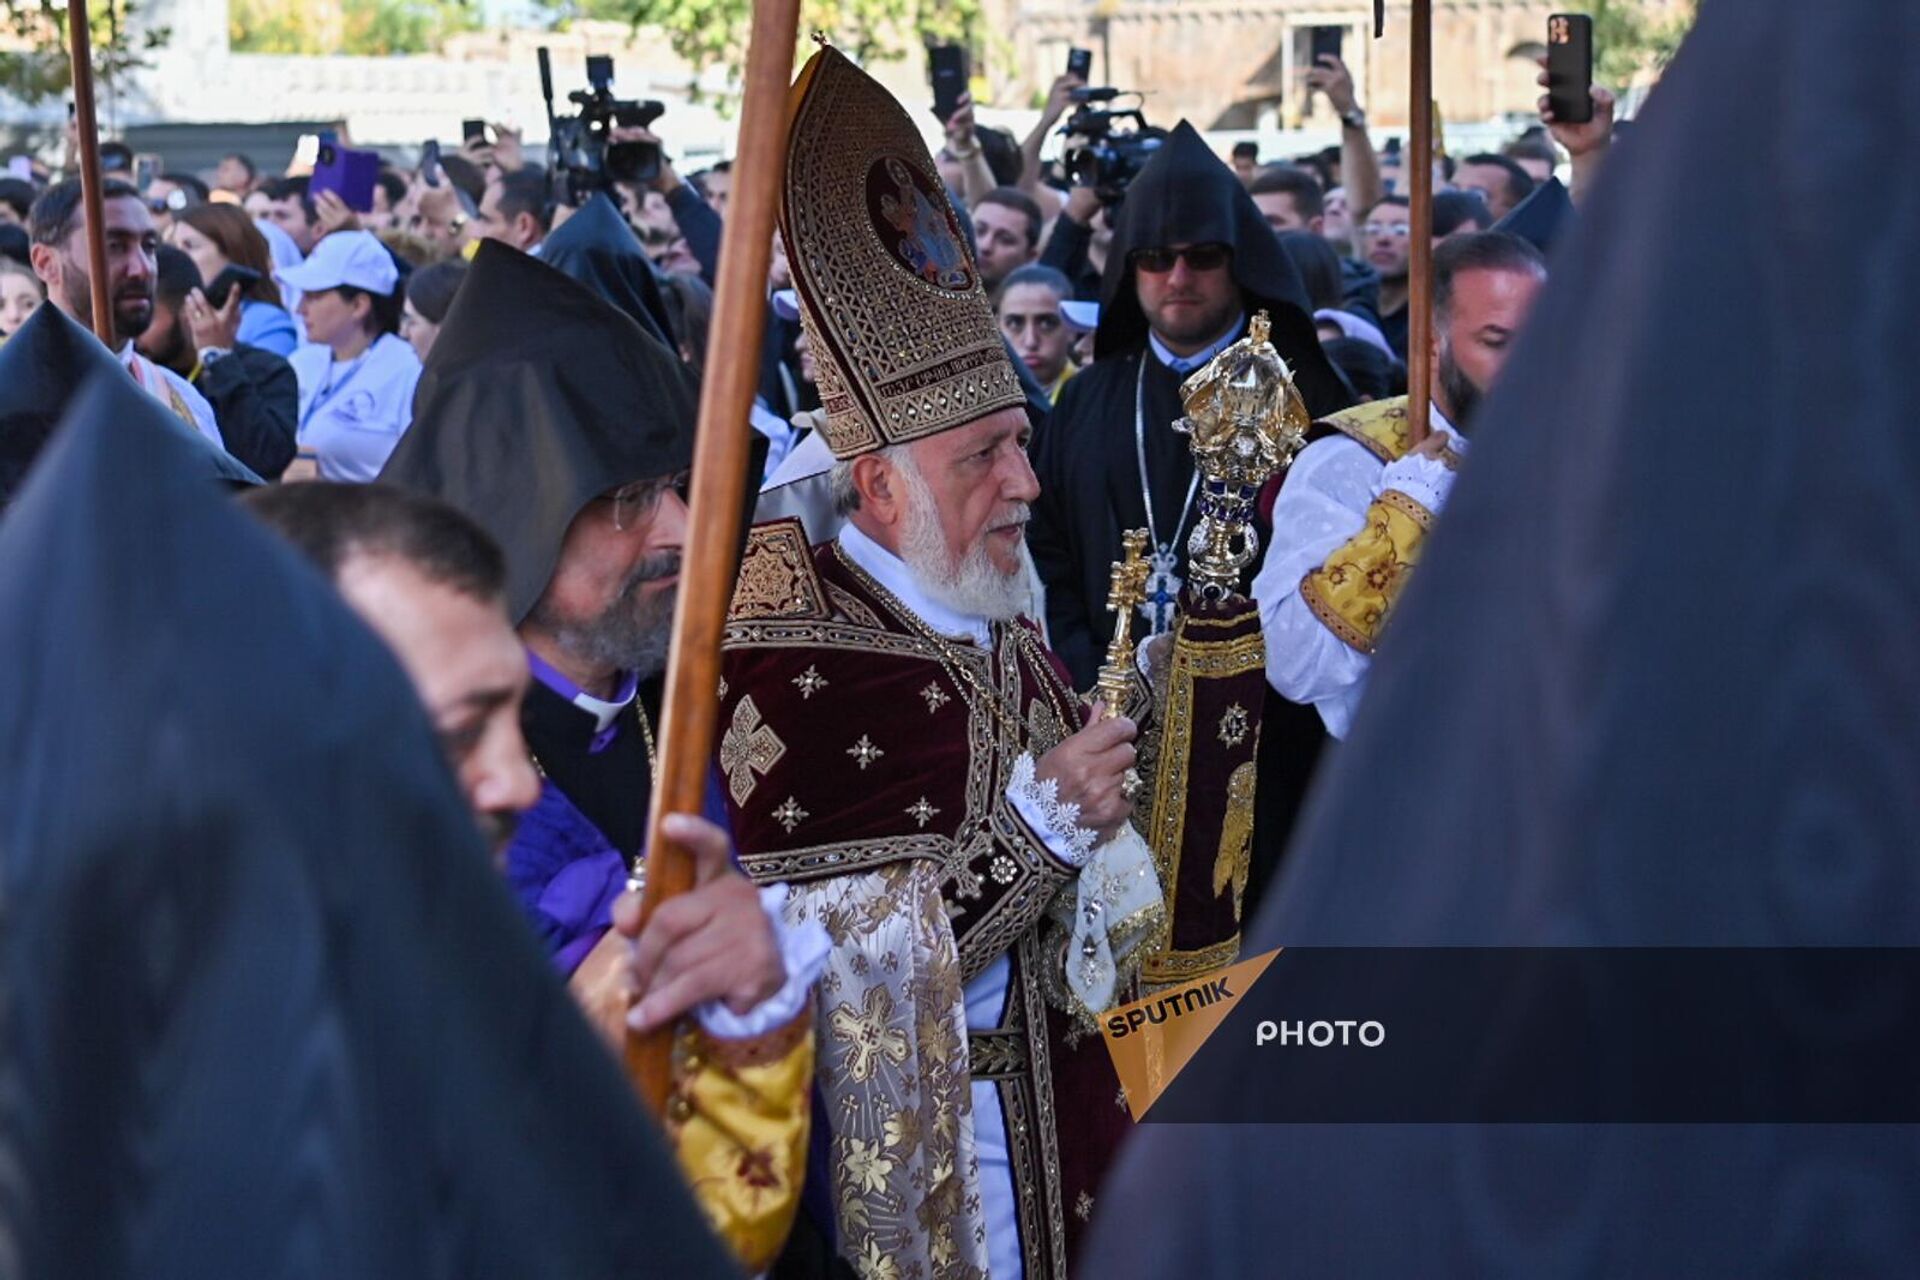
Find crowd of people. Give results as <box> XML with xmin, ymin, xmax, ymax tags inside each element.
<box><xmin>0</xmin><ymin>35</ymin><xmax>1641</xmax><ymax>1280</ymax></box>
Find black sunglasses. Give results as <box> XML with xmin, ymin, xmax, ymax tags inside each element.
<box><xmin>1129</xmin><ymin>243</ymin><xmax>1232</xmax><ymax>274</ymax></box>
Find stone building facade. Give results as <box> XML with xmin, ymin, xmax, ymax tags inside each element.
<box><xmin>986</xmin><ymin>0</ymin><xmax>1571</xmax><ymax>131</ymax></box>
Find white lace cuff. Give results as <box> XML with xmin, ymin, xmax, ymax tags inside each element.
<box><xmin>1006</xmin><ymin>753</ymin><xmax>1100</xmax><ymax>868</ymax></box>
<box><xmin>689</xmin><ymin>883</ymin><xmax>831</xmax><ymax>1041</ymax></box>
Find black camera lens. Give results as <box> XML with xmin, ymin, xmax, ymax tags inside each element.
<box><xmin>319</xmin><ymin>145</ymin><xmax>336</xmax><ymax>165</ymax></box>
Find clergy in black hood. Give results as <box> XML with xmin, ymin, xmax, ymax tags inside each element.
<box><xmin>378</xmin><ymin>240</ymin><xmax>766</xmax><ymax>983</ymax></box>
<box><xmin>0</xmin><ymin>299</ymin><xmax>258</xmax><ymax>511</ymax></box>
<box><xmin>1032</xmin><ymin>119</ymin><xmax>1352</xmax><ymax>685</ymax></box>
<box><xmin>0</xmin><ymin>369</ymin><xmax>734</xmax><ymax>1279</ymax></box>
<box><xmin>539</xmin><ymin>191</ymin><xmax>679</xmax><ymax>347</ymax></box>
<box><xmin>1084</xmin><ymin>0</ymin><xmax>1920</xmax><ymax>1274</ymax></box>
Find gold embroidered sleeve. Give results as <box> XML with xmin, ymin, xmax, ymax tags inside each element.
<box><xmin>666</xmin><ymin>1009</ymin><xmax>816</xmax><ymax>1274</ymax></box>
<box><xmin>1297</xmin><ymin>489</ymin><xmax>1435</xmax><ymax>655</ymax></box>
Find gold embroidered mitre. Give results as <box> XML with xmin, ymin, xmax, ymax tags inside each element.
<box><xmin>780</xmin><ymin>44</ymin><xmax>1026</xmax><ymax>460</ymax></box>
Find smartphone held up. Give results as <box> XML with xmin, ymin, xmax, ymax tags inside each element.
<box><xmin>1547</xmin><ymin>13</ymin><xmax>1595</xmax><ymax>124</ymax></box>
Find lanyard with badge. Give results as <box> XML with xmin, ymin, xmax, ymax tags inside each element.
<box><xmin>301</xmin><ymin>348</ymin><xmax>374</xmax><ymax>432</ymax></box>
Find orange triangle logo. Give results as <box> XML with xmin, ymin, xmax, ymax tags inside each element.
<box><xmin>1101</xmin><ymin>949</ymin><xmax>1281</xmax><ymax>1120</ymax></box>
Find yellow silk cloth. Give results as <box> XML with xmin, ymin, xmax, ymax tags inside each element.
<box><xmin>1298</xmin><ymin>489</ymin><xmax>1436</xmax><ymax>655</ymax></box>
<box><xmin>570</xmin><ymin>929</ymin><xmax>814</xmax><ymax>1272</ymax></box>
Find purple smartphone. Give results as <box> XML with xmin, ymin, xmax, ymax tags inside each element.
<box><xmin>310</xmin><ymin>142</ymin><xmax>381</xmax><ymax>213</ymax></box>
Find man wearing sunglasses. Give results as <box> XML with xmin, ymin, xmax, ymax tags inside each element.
<box><xmin>1030</xmin><ymin>120</ymin><xmax>1353</xmax><ymax>689</ymax></box>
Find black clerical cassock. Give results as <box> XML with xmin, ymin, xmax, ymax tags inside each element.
<box><xmin>1084</xmin><ymin>1</ymin><xmax>1920</xmax><ymax>1273</ymax></box>
<box><xmin>1029</xmin><ymin>121</ymin><xmax>1355</xmax><ymax>912</ymax></box>
<box><xmin>0</xmin><ymin>369</ymin><xmax>734</xmax><ymax>1278</ymax></box>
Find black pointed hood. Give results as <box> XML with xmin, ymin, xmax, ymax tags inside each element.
<box><xmin>1494</xmin><ymin>173</ymin><xmax>1575</xmax><ymax>254</ymax></box>
<box><xmin>380</xmin><ymin>240</ymin><xmax>699</xmax><ymax>622</ymax></box>
<box><xmin>538</xmin><ymin>191</ymin><xmax>678</xmax><ymax>345</ymax></box>
<box><xmin>0</xmin><ymin>302</ymin><xmax>257</xmax><ymax>510</ymax></box>
<box><xmin>0</xmin><ymin>365</ymin><xmax>734</xmax><ymax>1278</ymax></box>
<box><xmin>1085</xmin><ymin>1</ymin><xmax>1920</xmax><ymax>1273</ymax></box>
<box><xmin>1098</xmin><ymin>120</ymin><xmax>1349</xmax><ymax>416</ymax></box>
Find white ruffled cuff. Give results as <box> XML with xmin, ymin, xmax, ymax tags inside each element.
<box><xmin>1006</xmin><ymin>753</ymin><xmax>1100</xmax><ymax>868</ymax></box>
<box><xmin>689</xmin><ymin>883</ymin><xmax>831</xmax><ymax>1041</ymax></box>
<box><xmin>1376</xmin><ymin>451</ymin><xmax>1456</xmax><ymax>516</ymax></box>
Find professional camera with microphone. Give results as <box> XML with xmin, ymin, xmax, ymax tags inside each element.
<box><xmin>1059</xmin><ymin>87</ymin><xmax>1166</xmax><ymax>206</ymax></box>
<box><xmin>540</xmin><ymin>49</ymin><xmax>667</xmax><ymax>206</ymax></box>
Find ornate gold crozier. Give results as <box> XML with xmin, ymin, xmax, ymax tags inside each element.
<box><xmin>1172</xmin><ymin>309</ymin><xmax>1312</xmax><ymax>600</ymax></box>
<box><xmin>1095</xmin><ymin>529</ymin><xmax>1150</xmax><ymax>717</ymax></box>
<box><xmin>1138</xmin><ymin>309</ymin><xmax>1311</xmax><ymax>987</ymax></box>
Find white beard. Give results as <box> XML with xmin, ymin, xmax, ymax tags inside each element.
<box><xmin>893</xmin><ymin>452</ymin><xmax>1030</xmax><ymax>623</ymax></box>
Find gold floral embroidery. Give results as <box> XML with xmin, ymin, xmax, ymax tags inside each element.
<box><xmin>1299</xmin><ymin>491</ymin><xmax>1434</xmax><ymax>656</ymax></box>
<box><xmin>1217</xmin><ymin>702</ymin><xmax>1250</xmax><ymax>748</ymax></box>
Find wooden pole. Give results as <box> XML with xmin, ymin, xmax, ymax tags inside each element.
<box><xmin>1405</xmin><ymin>0</ymin><xmax>1434</xmax><ymax>444</ymax></box>
<box><xmin>65</xmin><ymin>0</ymin><xmax>114</xmax><ymax>346</ymax></box>
<box><xmin>624</xmin><ymin>0</ymin><xmax>803</xmax><ymax>1114</ymax></box>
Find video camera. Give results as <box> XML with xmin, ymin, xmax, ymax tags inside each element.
<box><xmin>1059</xmin><ymin>87</ymin><xmax>1166</xmax><ymax>206</ymax></box>
<box><xmin>540</xmin><ymin>48</ymin><xmax>667</xmax><ymax>206</ymax></box>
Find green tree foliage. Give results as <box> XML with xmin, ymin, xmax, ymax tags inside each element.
<box><xmin>537</xmin><ymin>0</ymin><xmax>980</xmax><ymax>93</ymax></box>
<box><xmin>1590</xmin><ymin>0</ymin><xmax>1699</xmax><ymax>89</ymax></box>
<box><xmin>229</xmin><ymin>0</ymin><xmax>479</xmax><ymax>56</ymax></box>
<box><xmin>1</xmin><ymin>0</ymin><xmax>169</xmax><ymax>105</ymax></box>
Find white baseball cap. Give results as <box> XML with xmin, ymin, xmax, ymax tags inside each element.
<box><xmin>1059</xmin><ymin>299</ymin><xmax>1100</xmax><ymax>334</ymax></box>
<box><xmin>275</xmin><ymin>230</ymin><xmax>399</xmax><ymax>296</ymax></box>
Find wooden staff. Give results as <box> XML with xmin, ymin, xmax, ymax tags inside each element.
<box><xmin>625</xmin><ymin>0</ymin><xmax>803</xmax><ymax>1113</ymax></box>
<box><xmin>1405</xmin><ymin>0</ymin><xmax>1435</xmax><ymax>444</ymax></box>
<box><xmin>65</xmin><ymin>0</ymin><xmax>114</xmax><ymax>345</ymax></box>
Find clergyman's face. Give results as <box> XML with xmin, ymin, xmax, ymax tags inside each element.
<box><xmin>528</xmin><ymin>475</ymin><xmax>689</xmax><ymax>678</ymax></box>
<box><xmin>1134</xmin><ymin>242</ymin><xmax>1240</xmax><ymax>352</ymax></box>
<box><xmin>901</xmin><ymin>406</ymin><xmax>1039</xmax><ymax>581</ymax></box>
<box><xmin>334</xmin><ymin>552</ymin><xmax>539</xmax><ymax>858</ymax></box>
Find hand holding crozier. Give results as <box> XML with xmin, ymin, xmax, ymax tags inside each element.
<box><xmin>1035</xmin><ymin>708</ymin><xmax>1139</xmax><ymax>844</ymax></box>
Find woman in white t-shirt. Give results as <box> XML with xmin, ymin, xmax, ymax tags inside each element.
<box><xmin>277</xmin><ymin>231</ymin><xmax>422</xmax><ymax>482</ymax></box>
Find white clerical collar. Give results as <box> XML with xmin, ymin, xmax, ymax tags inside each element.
<box><xmin>838</xmin><ymin>521</ymin><xmax>992</xmax><ymax>648</ymax></box>
<box><xmin>569</xmin><ymin>680</ymin><xmax>637</xmax><ymax>734</ymax></box>
<box><xmin>1147</xmin><ymin>314</ymin><xmax>1245</xmax><ymax>375</ymax></box>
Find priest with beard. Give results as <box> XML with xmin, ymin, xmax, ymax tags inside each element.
<box><xmin>719</xmin><ymin>46</ymin><xmax>1164</xmax><ymax>1280</ymax></box>
<box><xmin>378</xmin><ymin>242</ymin><xmax>826</xmax><ymax>1273</ymax></box>
<box><xmin>1254</xmin><ymin>231</ymin><xmax>1546</xmax><ymax>741</ymax></box>
<box><xmin>1029</xmin><ymin>122</ymin><xmax>1353</xmax><ymax>915</ymax></box>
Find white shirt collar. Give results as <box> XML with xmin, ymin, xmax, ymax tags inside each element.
<box><xmin>1147</xmin><ymin>314</ymin><xmax>1245</xmax><ymax>374</ymax></box>
<box><xmin>837</xmin><ymin>521</ymin><xmax>992</xmax><ymax>648</ymax></box>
